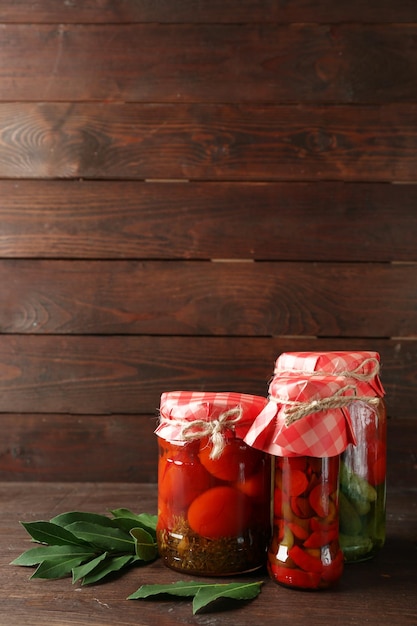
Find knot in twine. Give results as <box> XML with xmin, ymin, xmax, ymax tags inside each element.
<box><xmin>180</xmin><ymin>406</ymin><xmax>243</xmax><ymax>459</ymax></box>
<box><xmin>274</xmin><ymin>356</ymin><xmax>380</xmax><ymax>383</ymax></box>
<box><xmin>270</xmin><ymin>385</ymin><xmax>380</xmax><ymax>426</ymax></box>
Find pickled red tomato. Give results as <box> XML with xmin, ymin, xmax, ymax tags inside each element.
<box><xmin>199</xmin><ymin>437</ymin><xmax>261</xmax><ymax>482</ymax></box>
<box><xmin>158</xmin><ymin>440</ymin><xmax>200</xmax><ymax>481</ymax></box>
<box><xmin>236</xmin><ymin>467</ymin><xmax>269</xmax><ymax>500</ymax></box>
<box><xmin>159</xmin><ymin>454</ymin><xmax>212</xmax><ymax>514</ymax></box>
<box><xmin>188</xmin><ymin>486</ymin><xmax>252</xmax><ymax>538</ymax></box>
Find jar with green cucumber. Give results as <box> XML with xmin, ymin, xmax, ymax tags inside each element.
<box><xmin>340</xmin><ymin>394</ymin><xmax>386</xmax><ymax>562</ymax></box>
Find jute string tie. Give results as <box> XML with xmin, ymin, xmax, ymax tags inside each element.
<box><xmin>176</xmin><ymin>406</ymin><xmax>243</xmax><ymax>459</ymax></box>
<box><xmin>269</xmin><ymin>385</ymin><xmax>380</xmax><ymax>426</ymax></box>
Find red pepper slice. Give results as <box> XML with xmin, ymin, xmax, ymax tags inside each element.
<box><xmin>320</xmin><ymin>549</ymin><xmax>344</xmax><ymax>583</ymax></box>
<box><xmin>269</xmin><ymin>561</ymin><xmax>321</xmax><ymax>589</ymax></box>
<box><xmin>309</xmin><ymin>483</ymin><xmax>332</xmax><ymax>518</ymax></box>
<box><xmin>303</xmin><ymin>526</ymin><xmax>338</xmax><ymax>549</ymax></box>
<box><xmin>283</xmin><ymin>469</ymin><xmax>309</xmax><ymax>496</ymax></box>
<box><xmin>288</xmin><ymin>544</ymin><xmax>323</xmax><ymax>573</ymax></box>
<box><xmin>288</xmin><ymin>521</ymin><xmax>310</xmax><ymax>541</ymax></box>
<box><xmin>290</xmin><ymin>495</ymin><xmax>314</xmax><ymax>519</ymax></box>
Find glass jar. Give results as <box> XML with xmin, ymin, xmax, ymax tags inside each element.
<box><xmin>268</xmin><ymin>350</ymin><xmax>386</xmax><ymax>562</ymax></box>
<box><xmin>155</xmin><ymin>391</ymin><xmax>272</xmax><ymax>576</ymax></box>
<box><xmin>340</xmin><ymin>397</ymin><xmax>387</xmax><ymax>561</ymax></box>
<box><xmin>268</xmin><ymin>455</ymin><xmax>343</xmax><ymax>590</ymax></box>
<box><xmin>244</xmin><ymin>357</ymin><xmax>360</xmax><ymax>589</ymax></box>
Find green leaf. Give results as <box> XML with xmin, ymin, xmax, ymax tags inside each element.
<box><xmin>72</xmin><ymin>552</ymin><xmax>108</xmax><ymax>584</ymax></box>
<box><xmin>128</xmin><ymin>581</ymin><xmax>263</xmax><ymax>614</ymax></box>
<box><xmin>11</xmin><ymin>545</ymin><xmax>96</xmax><ymax>567</ymax></box>
<box><xmin>81</xmin><ymin>555</ymin><xmax>135</xmax><ymax>585</ymax></box>
<box><xmin>31</xmin><ymin>556</ymin><xmax>89</xmax><ymax>580</ymax></box>
<box><xmin>111</xmin><ymin>516</ymin><xmax>154</xmax><ymax>537</ymax></box>
<box><xmin>110</xmin><ymin>509</ymin><xmax>157</xmax><ymax>538</ymax></box>
<box><xmin>15</xmin><ymin>508</ymin><xmax>159</xmax><ymax>585</ymax></box>
<box><xmin>65</xmin><ymin>521</ymin><xmax>135</xmax><ymax>553</ymax></box>
<box><xmin>51</xmin><ymin>511</ymin><xmax>116</xmax><ymax>529</ymax></box>
<box><xmin>110</xmin><ymin>508</ymin><xmax>155</xmax><ymax>525</ymax></box>
<box><xmin>128</xmin><ymin>580</ymin><xmax>201</xmax><ymax>600</ymax></box>
<box><xmin>21</xmin><ymin>521</ymin><xmax>89</xmax><ymax>547</ymax></box>
<box><xmin>129</xmin><ymin>527</ymin><xmax>158</xmax><ymax>561</ymax></box>
<box><xmin>192</xmin><ymin>581</ymin><xmax>263</xmax><ymax>614</ymax></box>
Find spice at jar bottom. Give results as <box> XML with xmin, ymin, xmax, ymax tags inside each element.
<box><xmin>157</xmin><ymin>519</ymin><xmax>270</xmax><ymax>576</ymax></box>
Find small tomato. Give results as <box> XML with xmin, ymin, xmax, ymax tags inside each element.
<box><xmin>199</xmin><ymin>437</ymin><xmax>261</xmax><ymax>482</ymax></box>
<box><xmin>187</xmin><ymin>486</ymin><xmax>251</xmax><ymax>538</ymax></box>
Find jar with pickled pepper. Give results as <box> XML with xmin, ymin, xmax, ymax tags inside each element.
<box><xmin>272</xmin><ymin>351</ymin><xmax>386</xmax><ymax>562</ymax></box>
<box><xmin>154</xmin><ymin>391</ymin><xmax>272</xmax><ymax>576</ymax></box>
<box><xmin>244</xmin><ymin>365</ymin><xmax>359</xmax><ymax>590</ymax></box>
<box><xmin>270</xmin><ymin>454</ymin><xmax>343</xmax><ymax>589</ymax></box>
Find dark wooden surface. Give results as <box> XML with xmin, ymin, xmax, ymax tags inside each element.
<box><xmin>0</xmin><ymin>336</ymin><xmax>415</xmax><ymax>414</ymax></box>
<box><xmin>1</xmin><ymin>103</ymin><xmax>417</xmax><ymax>181</ymax></box>
<box><xmin>0</xmin><ymin>414</ymin><xmax>413</xmax><ymax>487</ymax></box>
<box><xmin>0</xmin><ymin>1</ymin><xmax>416</xmax><ymax>483</ymax></box>
<box><xmin>0</xmin><ymin>180</ymin><xmax>416</xmax><ymax>261</ymax></box>
<box><xmin>1</xmin><ymin>482</ymin><xmax>416</xmax><ymax>626</ymax></box>
<box><xmin>1</xmin><ymin>0</ymin><xmax>416</xmax><ymax>23</ymax></box>
<box><xmin>1</xmin><ymin>8</ymin><xmax>415</xmax><ymax>623</ymax></box>
<box><xmin>2</xmin><ymin>24</ymin><xmax>417</xmax><ymax>103</ymax></box>
<box><xmin>1</xmin><ymin>260</ymin><xmax>416</xmax><ymax>336</ymax></box>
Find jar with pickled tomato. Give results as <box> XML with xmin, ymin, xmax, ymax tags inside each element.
<box><xmin>155</xmin><ymin>391</ymin><xmax>272</xmax><ymax>576</ymax></box>
<box><xmin>269</xmin><ymin>455</ymin><xmax>343</xmax><ymax>590</ymax></box>
<box><xmin>270</xmin><ymin>351</ymin><xmax>386</xmax><ymax>562</ymax></box>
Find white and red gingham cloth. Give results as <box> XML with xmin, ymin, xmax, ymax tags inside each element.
<box><xmin>155</xmin><ymin>390</ymin><xmax>268</xmax><ymax>443</ymax></box>
<box><xmin>273</xmin><ymin>351</ymin><xmax>385</xmax><ymax>398</ymax></box>
<box><xmin>244</xmin><ymin>351</ymin><xmax>384</xmax><ymax>458</ymax></box>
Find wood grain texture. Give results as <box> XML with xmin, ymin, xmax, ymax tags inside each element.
<box><xmin>0</xmin><ymin>414</ymin><xmax>413</xmax><ymax>484</ymax></box>
<box><xmin>0</xmin><ymin>335</ymin><xmax>414</xmax><ymax>418</ymax></box>
<box><xmin>0</xmin><ymin>1</ymin><xmax>416</xmax><ymax>486</ymax></box>
<box><xmin>0</xmin><ymin>103</ymin><xmax>416</xmax><ymax>181</ymax></box>
<box><xmin>1</xmin><ymin>260</ymin><xmax>416</xmax><ymax>337</ymax></box>
<box><xmin>1</xmin><ymin>181</ymin><xmax>416</xmax><ymax>262</ymax></box>
<box><xmin>0</xmin><ymin>414</ymin><xmax>158</xmax><ymax>482</ymax></box>
<box><xmin>1</xmin><ymin>483</ymin><xmax>416</xmax><ymax>626</ymax></box>
<box><xmin>1</xmin><ymin>0</ymin><xmax>416</xmax><ymax>23</ymax></box>
<box><xmin>2</xmin><ymin>24</ymin><xmax>417</xmax><ymax>103</ymax></box>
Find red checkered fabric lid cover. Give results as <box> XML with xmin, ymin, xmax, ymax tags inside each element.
<box><xmin>244</xmin><ymin>351</ymin><xmax>384</xmax><ymax>458</ymax></box>
<box><xmin>274</xmin><ymin>351</ymin><xmax>385</xmax><ymax>398</ymax></box>
<box><xmin>156</xmin><ymin>390</ymin><xmax>268</xmax><ymax>443</ymax></box>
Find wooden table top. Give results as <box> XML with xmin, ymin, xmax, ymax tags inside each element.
<box><xmin>1</xmin><ymin>482</ymin><xmax>416</xmax><ymax>626</ymax></box>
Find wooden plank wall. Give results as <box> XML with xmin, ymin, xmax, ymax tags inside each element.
<box><xmin>0</xmin><ymin>1</ymin><xmax>416</xmax><ymax>483</ymax></box>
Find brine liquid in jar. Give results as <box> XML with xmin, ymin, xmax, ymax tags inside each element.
<box><xmin>157</xmin><ymin>435</ymin><xmax>271</xmax><ymax>575</ymax></box>
<box><xmin>268</xmin><ymin>455</ymin><xmax>343</xmax><ymax>590</ymax></box>
<box><xmin>340</xmin><ymin>399</ymin><xmax>387</xmax><ymax>561</ymax></box>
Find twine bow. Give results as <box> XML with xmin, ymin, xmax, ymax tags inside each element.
<box><xmin>180</xmin><ymin>406</ymin><xmax>243</xmax><ymax>459</ymax></box>
<box><xmin>270</xmin><ymin>385</ymin><xmax>380</xmax><ymax>426</ymax></box>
